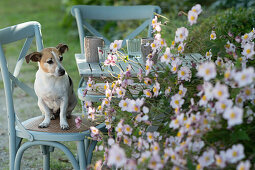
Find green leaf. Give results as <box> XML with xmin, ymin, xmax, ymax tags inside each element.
<box><xmin>230</xmin><ymin>129</ymin><xmax>250</xmax><ymax>142</ymax></box>
<box><xmin>187</xmin><ymin>157</ymin><xmax>196</xmax><ymax>170</ymax></box>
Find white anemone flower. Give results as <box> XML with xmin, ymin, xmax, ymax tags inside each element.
<box><xmin>215</xmin><ymin>99</ymin><xmax>233</xmax><ymax>114</ymax></box>
<box><xmin>175</xmin><ymin>27</ymin><xmax>189</xmax><ymax>43</ymax></box>
<box><xmin>234</xmin><ymin>67</ymin><xmax>255</xmax><ymax>87</ymax></box>
<box><xmin>223</xmin><ymin>106</ymin><xmax>243</xmax><ymax>128</ymax></box>
<box><xmin>226</xmin><ymin>144</ymin><xmax>245</xmax><ymax>163</ymax></box>
<box><xmin>107</xmin><ymin>144</ymin><xmax>127</xmax><ymax>168</ymax></box>
<box><xmin>160</xmin><ymin>47</ymin><xmax>172</xmax><ymax>64</ymax></box>
<box><xmin>191</xmin><ymin>4</ymin><xmax>202</xmax><ymax>15</ymax></box>
<box><xmin>197</xmin><ymin>62</ymin><xmax>216</xmax><ymax>81</ymax></box>
<box><xmin>170</xmin><ymin>94</ymin><xmax>184</xmax><ymax>109</ymax></box>
<box><xmin>241</xmin><ymin>42</ymin><xmax>255</xmax><ymax>59</ymax></box>
<box><xmin>178</xmin><ymin>66</ymin><xmax>191</xmax><ymax>81</ymax></box>
<box><xmin>236</xmin><ymin>160</ymin><xmax>251</xmax><ymax>170</ymax></box>
<box><xmin>213</xmin><ymin>82</ymin><xmax>229</xmax><ymax>101</ymax></box>
<box><xmin>198</xmin><ymin>149</ymin><xmax>215</xmax><ymax>167</ymax></box>
<box><xmin>215</xmin><ymin>151</ymin><xmax>227</xmax><ymax>168</ymax></box>
<box><xmin>188</xmin><ymin>10</ymin><xmax>198</xmax><ymax>25</ymax></box>
<box><xmin>210</xmin><ymin>31</ymin><xmax>216</xmax><ymax>40</ymax></box>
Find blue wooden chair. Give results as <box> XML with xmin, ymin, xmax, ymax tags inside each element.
<box><xmin>71</xmin><ymin>5</ymin><xmax>161</xmax><ymax>108</ymax></box>
<box><xmin>71</xmin><ymin>5</ymin><xmax>161</xmax><ymax>55</ymax></box>
<box><xmin>0</xmin><ymin>21</ymin><xmax>104</xmax><ymax>170</ymax></box>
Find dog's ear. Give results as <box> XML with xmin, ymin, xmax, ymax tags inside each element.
<box><xmin>56</xmin><ymin>43</ymin><xmax>68</xmax><ymax>54</ymax></box>
<box><xmin>25</xmin><ymin>52</ymin><xmax>42</xmax><ymax>63</ymax></box>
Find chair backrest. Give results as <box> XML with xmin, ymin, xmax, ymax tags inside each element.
<box><xmin>0</xmin><ymin>21</ymin><xmax>43</xmax><ymax>165</ymax></box>
<box><xmin>71</xmin><ymin>5</ymin><xmax>161</xmax><ymax>54</ymax></box>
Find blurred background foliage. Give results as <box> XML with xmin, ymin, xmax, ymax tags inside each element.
<box><xmin>61</xmin><ymin>0</ymin><xmax>255</xmax><ymax>55</ymax></box>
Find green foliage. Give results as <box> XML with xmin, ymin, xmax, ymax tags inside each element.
<box><xmin>185</xmin><ymin>8</ymin><xmax>255</xmax><ymax>58</ymax></box>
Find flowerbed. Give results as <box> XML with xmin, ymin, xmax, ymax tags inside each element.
<box><xmin>77</xmin><ymin>4</ymin><xmax>255</xmax><ymax>170</ymax></box>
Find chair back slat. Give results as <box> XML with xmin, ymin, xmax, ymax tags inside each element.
<box><xmin>9</xmin><ymin>72</ymin><xmax>38</xmax><ymax>99</ymax></box>
<box><xmin>13</xmin><ymin>37</ymin><xmax>33</xmax><ymax>77</ymax></box>
<box><xmin>83</xmin><ymin>21</ymin><xmax>111</xmax><ymax>45</ymax></box>
<box><xmin>71</xmin><ymin>5</ymin><xmax>161</xmax><ymax>54</ymax></box>
<box><xmin>71</xmin><ymin>5</ymin><xmax>161</xmax><ymax>20</ymax></box>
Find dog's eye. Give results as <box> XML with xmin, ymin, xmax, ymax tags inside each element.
<box><xmin>59</xmin><ymin>56</ymin><xmax>63</xmax><ymax>61</ymax></box>
<box><xmin>47</xmin><ymin>60</ymin><xmax>53</xmax><ymax>64</ymax></box>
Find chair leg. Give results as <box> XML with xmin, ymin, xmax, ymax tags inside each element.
<box><xmin>41</xmin><ymin>145</ymin><xmax>50</xmax><ymax>170</ymax></box>
<box><xmin>86</xmin><ymin>140</ymin><xmax>97</xmax><ymax>165</ymax></box>
<box><xmin>77</xmin><ymin>140</ymin><xmax>86</xmax><ymax>169</ymax></box>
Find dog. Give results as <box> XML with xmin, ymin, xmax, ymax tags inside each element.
<box><xmin>25</xmin><ymin>43</ymin><xmax>77</xmax><ymax>130</ymax></box>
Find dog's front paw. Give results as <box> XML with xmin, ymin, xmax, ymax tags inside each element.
<box><xmin>38</xmin><ymin>121</ymin><xmax>50</xmax><ymax>128</ymax></box>
<box><xmin>60</xmin><ymin>122</ymin><xmax>70</xmax><ymax>130</ymax></box>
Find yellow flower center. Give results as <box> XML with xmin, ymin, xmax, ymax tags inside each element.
<box><xmin>151</xmin><ymin>161</ymin><xmax>157</xmax><ymax>167</ymax></box>
<box><xmin>123</xmin><ymin>102</ymin><xmax>127</xmax><ymax>107</ymax></box>
<box><xmin>177</xmin><ymin>131</ymin><xmax>182</xmax><ymax>137</ymax></box>
<box><xmin>116</xmin><ymin>155</ymin><xmax>121</xmax><ymax>161</ymax></box>
<box><xmin>180</xmin><ymin>34</ymin><xmax>183</xmax><ymax>39</ymax></box>
<box><xmin>104</xmin><ymin>85</ymin><xmax>107</xmax><ymax>90</ymax></box>
<box><xmin>192</xmin><ymin>9</ymin><xmax>197</xmax><ymax>12</ymax></box>
<box><xmin>105</xmin><ymin>100</ymin><xmax>108</xmax><ymax>104</ymax></box>
<box><xmin>216</xmin><ymin>158</ymin><xmax>222</xmax><ymax>164</ymax></box>
<box><xmin>210</xmin><ymin>34</ymin><xmax>215</xmax><ymax>39</ymax></box>
<box><xmin>153</xmin><ymin>87</ymin><xmax>157</xmax><ymax>93</ymax></box>
<box><xmin>173</xmin><ymin>66</ymin><xmax>177</xmax><ymax>72</ymax></box>
<box><xmin>124</xmin><ymin>138</ymin><xmax>128</xmax><ymax>144</ymax></box>
<box><xmin>230</xmin><ymin>112</ymin><xmax>236</xmax><ymax>119</ymax></box>
<box><xmin>206</xmin><ymin>52</ymin><xmax>210</xmax><ymax>56</ymax></box>
<box><xmin>179</xmin><ymin>90</ymin><xmax>183</xmax><ymax>95</ymax></box>
<box><xmin>178</xmin><ymin>46</ymin><xmax>183</xmax><ymax>51</ymax></box>
<box><xmin>174</xmin><ymin>100</ymin><xmax>179</xmax><ymax>105</ymax></box>
<box><xmin>113</xmin><ymin>43</ymin><xmax>117</xmax><ymax>49</ymax></box>
<box><xmin>119</xmin><ymin>90</ymin><xmax>123</xmax><ymax>95</ymax></box>
<box><xmin>202</xmin><ymin>95</ymin><xmax>207</xmax><ymax>101</ymax></box>
<box><xmin>244</xmin><ymin>34</ymin><xmax>248</xmax><ymax>39</ymax></box>
<box><xmin>181</xmin><ymin>71</ymin><xmax>185</xmax><ymax>76</ymax></box>
<box><xmin>196</xmin><ymin>164</ymin><xmax>201</xmax><ymax>170</ymax></box>
<box><xmin>245</xmin><ymin>89</ymin><xmax>251</xmax><ymax>95</ymax></box>
<box><xmin>240</xmin><ymin>165</ymin><xmax>245</xmax><ymax>170</ymax></box>
<box><xmin>172</xmin><ymin>41</ymin><xmax>175</xmax><ymax>45</ymax></box>
<box><xmin>225</xmin><ymin>44</ymin><xmax>230</xmax><ymax>48</ymax></box>
<box><xmin>164</xmin><ymin>54</ymin><xmax>168</xmax><ymax>59</ymax></box>
<box><xmin>217</xmin><ymin>90</ymin><xmax>223</xmax><ymax>97</ymax></box>
<box><xmin>205</xmin><ymin>156</ymin><xmax>210</xmax><ymax>162</ymax></box>
<box><xmin>225</xmin><ymin>72</ymin><xmax>230</xmax><ymax>79</ymax></box>
<box><xmin>126</xmin><ymin>127</ymin><xmax>130</xmax><ymax>132</ymax></box>
<box><xmin>174</xmin><ymin>119</ymin><xmax>179</xmax><ymax>124</ymax></box>
<box><xmin>246</xmin><ymin>49</ymin><xmax>251</xmax><ymax>54</ymax></box>
<box><xmin>134</xmin><ymin>105</ymin><xmax>139</xmax><ymax>112</ymax></box>
<box><xmin>146</xmin><ymin>65</ymin><xmax>150</xmax><ymax>70</ymax></box>
<box><xmin>98</xmin><ymin>105</ymin><xmax>102</xmax><ymax>110</ymax></box>
<box><xmin>221</xmin><ymin>103</ymin><xmax>226</xmax><ymax>109</ymax></box>
<box><xmin>152</xmin><ymin>43</ymin><xmax>156</xmax><ymax>48</ymax></box>
<box><xmin>205</xmin><ymin>69</ymin><xmax>210</xmax><ymax>75</ymax></box>
<box><xmin>190</xmin><ymin>15</ymin><xmax>195</xmax><ymax>21</ymax></box>
<box><xmin>88</xmin><ymin>83</ymin><xmax>92</xmax><ymax>87</ymax></box>
<box><xmin>161</xmin><ymin>40</ymin><xmax>164</xmax><ymax>45</ymax></box>
<box><xmin>152</xmin><ymin>20</ymin><xmax>156</xmax><ymax>24</ymax></box>
<box><xmin>241</xmin><ymin>74</ymin><xmax>246</xmax><ymax>80</ymax></box>
<box><xmin>146</xmin><ymin>91</ymin><xmax>151</xmax><ymax>96</ymax></box>
<box><xmin>237</xmin><ymin>97</ymin><xmax>242</xmax><ymax>103</ymax></box>
<box><xmin>232</xmin><ymin>151</ymin><xmax>238</xmax><ymax>157</ymax></box>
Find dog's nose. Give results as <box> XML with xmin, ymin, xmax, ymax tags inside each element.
<box><xmin>58</xmin><ymin>69</ymin><xmax>65</xmax><ymax>76</ymax></box>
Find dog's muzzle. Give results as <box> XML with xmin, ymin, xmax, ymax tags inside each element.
<box><xmin>58</xmin><ymin>69</ymin><xmax>65</xmax><ymax>76</ymax></box>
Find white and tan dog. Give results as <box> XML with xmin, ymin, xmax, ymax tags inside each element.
<box><xmin>25</xmin><ymin>44</ymin><xmax>77</xmax><ymax>130</ymax></box>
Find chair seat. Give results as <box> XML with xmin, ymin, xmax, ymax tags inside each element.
<box><xmin>16</xmin><ymin>115</ymin><xmax>105</xmax><ymax>141</ymax></box>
